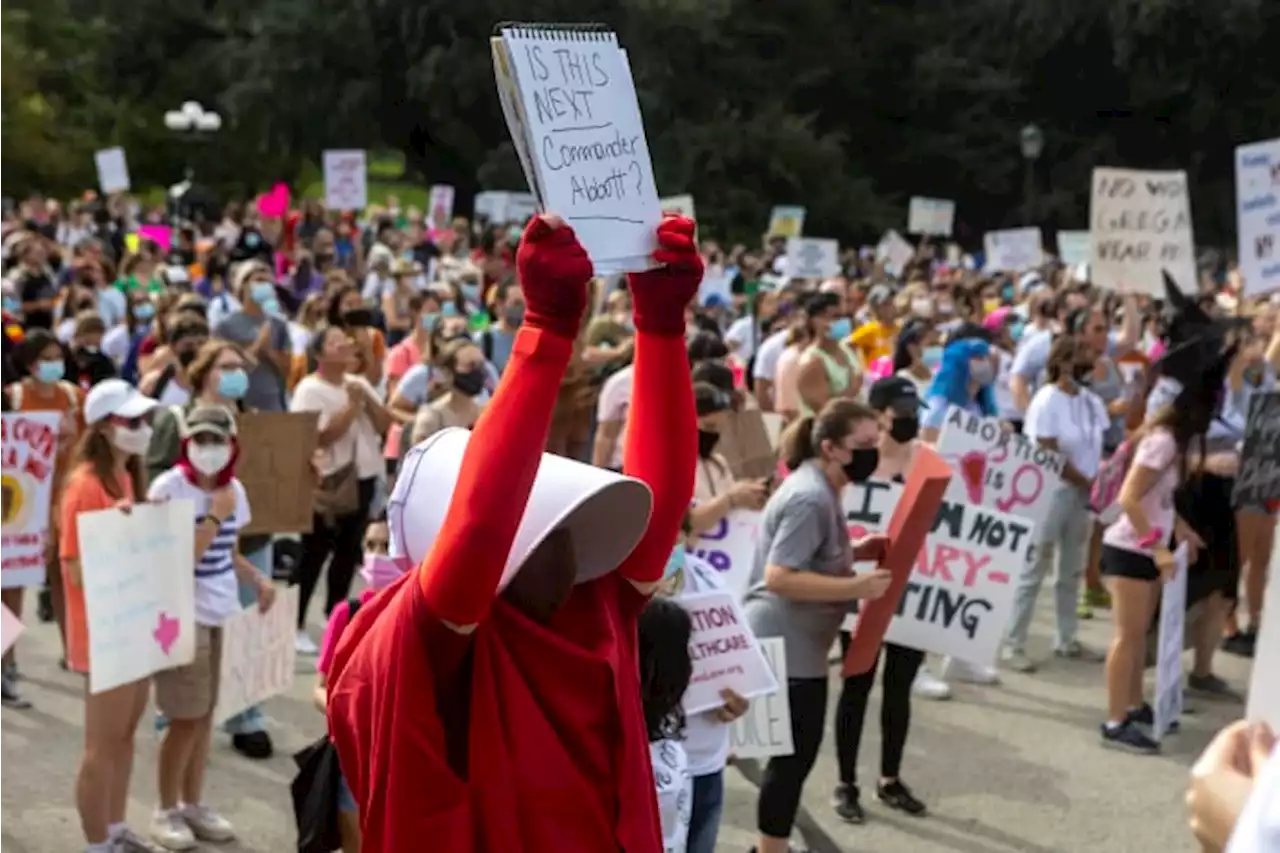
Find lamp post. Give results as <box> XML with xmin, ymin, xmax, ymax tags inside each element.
<box><xmin>1019</xmin><ymin>124</ymin><xmax>1044</xmax><ymax>224</ymax></box>
<box><xmin>163</xmin><ymin>101</ymin><xmax>221</xmax><ymax>225</ymax></box>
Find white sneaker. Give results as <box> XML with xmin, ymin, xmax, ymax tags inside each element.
<box><xmin>911</xmin><ymin>667</ymin><xmax>952</xmax><ymax>700</ymax></box>
<box><xmin>149</xmin><ymin>810</ymin><xmax>196</xmax><ymax>851</ymax></box>
<box><xmin>999</xmin><ymin>647</ymin><xmax>1037</xmax><ymax>673</ymax></box>
<box><xmin>295</xmin><ymin>631</ymin><xmax>319</xmax><ymax>656</ymax></box>
<box><xmin>941</xmin><ymin>656</ymin><xmax>1002</xmax><ymax>685</ymax></box>
<box><xmin>182</xmin><ymin>804</ymin><xmax>236</xmax><ymax>843</ymax></box>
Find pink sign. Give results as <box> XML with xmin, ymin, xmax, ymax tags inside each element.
<box><xmin>138</xmin><ymin>224</ymin><xmax>172</xmax><ymax>252</ymax></box>
<box><xmin>256</xmin><ymin>182</ymin><xmax>290</xmax><ymax>219</ymax></box>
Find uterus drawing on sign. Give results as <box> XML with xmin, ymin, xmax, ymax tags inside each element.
<box><xmin>945</xmin><ymin>444</ymin><xmax>1044</xmax><ymax>515</ymax></box>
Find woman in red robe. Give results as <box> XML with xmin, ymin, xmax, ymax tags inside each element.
<box><xmin>327</xmin><ymin>213</ymin><xmax>702</xmax><ymax>852</ymax></box>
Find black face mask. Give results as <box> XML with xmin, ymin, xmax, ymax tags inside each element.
<box><xmin>889</xmin><ymin>416</ymin><xmax>919</xmax><ymax>444</ymax></box>
<box><xmin>842</xmin><ymin>447</ymin><xmax>880</xmax><ymax>483</ymax></box>
<box><xmin>177</xmin><ymin>348</ymin><xmax>199</xmax><ymax>368</ymax></box>
<box><xmin>697</xmin><ymin>429</ymin><xmax>720</xmax><ymax>459</ymax></box>
<box><xmin>452</xmin><ymin>368</ymin><xmax>486</xmax><ymax>397</ymax></box>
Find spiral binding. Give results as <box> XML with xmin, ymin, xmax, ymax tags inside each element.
<box><xmin>495</xmin><ymin>21</ymin><xmax>612</xmax><ymax>41</ymax></box>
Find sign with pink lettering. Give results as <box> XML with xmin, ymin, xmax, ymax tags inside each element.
<box><xmin>936</xmin><ymin>405</ymin><xmax>1064</xmax><ymax>540</ymax></box>
<box><xmin>2</xmin><ymin>412</ymin><xmax>61</xmax><ymax>588</ymax></box>
<box><xmin>687</xmin><ymin>509</ymin><xmax>760</xmax><ymax>599</ymax></box>
<box><xmin>842</xmin><ymin>480</ymin><xmax>1036</xmax><ymax>667</ymax></box>
<box><xmin>677</xmin><ymin>590</ymin><xmax>777</xmax><ymax>715</ymax></box>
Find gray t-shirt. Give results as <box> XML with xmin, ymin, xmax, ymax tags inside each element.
<box><xmin>214</xmin><ymin>310</ymin><xmax>290</xmax><ymax>411</ymax></box>
<box><xmin>742</xmin><ymin>460</ymin><xmax>853</xmax><ymax>678</ymax></box>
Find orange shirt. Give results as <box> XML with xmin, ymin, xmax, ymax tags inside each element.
<box><xmin>7</xmin><ymin>379</ymin><xmax>86</xmax><ymax>499</ymax></box>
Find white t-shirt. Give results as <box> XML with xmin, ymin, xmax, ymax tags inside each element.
<box><xmin>676</xmin><ymin>554</ymin><xmax>732</xmax><ymax>777</ymax></box>
<box><xmin>595</xmin><ymin>365</ymin><xmax>635</xmax><ymax>470</ymax></box>
<box><xmin>157</xmin><ymin>381</ymin><xmax>191</xmax><ymax>408</ymax></box>
<box><xmin>291</xmin><ymin>373</ymin><xmax>385</xmax><ymax>479</ymax></box>
<box><xmin>649</xmin><ymin>738</ymin><xmax>691</xmax><ymax>853</ymax></box>
<box><xmin>724</xmin><ymin>316</ymin><xmax>756</xmax><ymax>361</ymax></box>
<box><xmin>1024</xmin><ymin>383</ymin><xmax>1107</xmax><ymax>480</ymax></box>
<box><xmin>992</xmin><ymin>347</ymin><xmax>1019</xmax><ymax>421</ymax></box>
<box><xmin>752</xmin><ymin>329</ymin><xmax>789</xmax><ymax>384</ymax></box>
<box><xmin>361</xmin><ymin>271</ymin><xmax>394</xmax><ymax>302</ymax></box>
<box><xmin>101</xmin><ymin>324</ymin><xmax>133</xmax><ymax>366</ymax></box>
<box><xmin>147</xmin><ymin>469</ymin><xmax>250</xmax><ymax>627</ymax></box>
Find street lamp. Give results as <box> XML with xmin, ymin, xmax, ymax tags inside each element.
<box><xmin>1020</xmin><ymin>123</ymin><xmax>1044</xmax><ymax>224</ymax></box>
<box><xmin>163</xmin><ymin>101</ymin><xmax>221</xmax><ymax>225</ymax></box>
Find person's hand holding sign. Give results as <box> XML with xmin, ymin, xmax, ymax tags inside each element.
<box><xmin>516</xmin><ymin>214</ymin><xmax>593</xmax><ymax>339</ymax></box>
<box><xmin>714</xmin><ymin>688</ymin><xmax>750</xmax><ymax>723</ymax></box>
<box><xmin>852</xmin><ymin>533</ymin><xmax>890</xmax><ymax>564</ymax></box>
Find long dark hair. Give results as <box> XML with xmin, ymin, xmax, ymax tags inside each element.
<box><xmin>638</xmin><ymin>597</ymin><xmax>693</xmax><ymax>742</ymax></box>
<box><xmin>73</xmin><ymin>422</ymin><xmax>146</xmax><ymax>501</ymax></box>
<box><xmin>780</xmin><ymin>398</ymin><xmax>876</xmax><ymax>471</ymax></box>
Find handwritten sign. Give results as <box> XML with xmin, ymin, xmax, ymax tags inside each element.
<box><xmin>1090</xmin><ymin>167</ymin><xmax>1196</xmax><ymax>297</ymax></box>
<box><xmin>677</xmin><ymin>590</ymin><xmax>777</xmax><ymax>715</ymax></box>
<box><xmin>473</xmin><ymin>191</ymin><xmax>538</xmax><ymax>225</ymax></box>
<box><xmin>94</xmin><ymin>147</ymin><xmax>131</xmax><ymax>194</ymax></box>
<box><xmin>323</xmin><ymin>150</ymin><xmax>368</xmax><ymax>211</ymax></box>
<box><xmin>79</xmin><ymin>501</ymin><xmax>196</xmax><ymax>694</ymax></box>
<box><xmin>2</xmin><ymin>412</ymin><xmax>60</xmax><ymax>588</ymax></box>
<box><xmin>1247</xmin><ymin>518</ymin><xmax>1280</xmax><ymax>732</ymax></box>
<box><xmin>214</xmin><ymin>585</ymin><xmax>298</xmax><ymax>725</ymax></box>
<box><xmin>983</xmin><ymin>227</ymin><xmax>1043</xmax><ymax>272</ymax></box>
<box><xmin>784</xmin><ymin>238</ymin><xmax>840</xmax><ymax>280</ymax></box>
<box><xmin>876</xmin><ymin>230</ymin><xmax>915</xmax><ymax>277</ymax></box>
<box><xmin>660</xmin><ymin>194</ymin><xmax>696</xmax><ymax>219</ymax></box>
<box><xmin>687</xmin><ymin>509</ymin><xmax>760</xmax><ymax>600</ymax></box>
<box><xmin>936</xmin><ymin>405</ymin><xmax>1064</xmax><ymax>539</ymax></box>
<box><xmin>1</xmin><ymin>604</ymin><xmax>23</xmax><ymax>655</ymax></box>
<box><xmin>728</xmin><ymin>637</ymin><xmax>793</xmax><ymax>759</ymax></box>
<box><xmin>427</xmin><ymin>185</ymin><xmax>456</xmax><ymax>230</ymax></box>
<box><xmin>235</xmin><ymin>412</ymin><xmax>319</xmax><ymax>535</ymax></box>
<box><xmin>767</xmin><ymin>206</ymin><xmax>806</xmax><ymax>238</ymax></box>
<box><xmin>1057</xmin><ymin>230</ymin><xmax>1092</xmax><ymax>267</ymax></box>
<box><xmin>1153</xmin><ymin>544</ymin><xmax>1189</xmax><ymax>741</ymax></box>
<box><xmin>907</xmin><ymin>197</ymin><xmax>955</xmax><ymax>236</ymax></box>
<box><xmin>1235</xmin><ymin>138</ymin><xmax>1280</xmax><ymax>298</ymax></box>
<box><xmin>1233</xmin><ymin>391</ymin><xmax>1280</xmax><ymax>509</ymax></box>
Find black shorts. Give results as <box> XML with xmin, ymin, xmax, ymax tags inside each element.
<box><xmin>1100</xmin><ymin>544</ymin><xmax>1159</xmax><ymax>582</ymax></box>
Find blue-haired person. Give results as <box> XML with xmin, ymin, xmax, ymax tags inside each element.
<box><xmin>919</xmin><ymin>336</ymin><xmax>997</xmax><ymax>443</ymax></box>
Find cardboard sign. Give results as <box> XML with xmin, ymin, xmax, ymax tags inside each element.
<box><xmin>427</xmin><ymin>185</ymin><xmax>456</xmax><ymax>230</ymax></box>
<box><xmin>907</xmin><ymin>197</ymin><xmax>955</xmax><ymax>237</ymax></box>
<box><xmin>2</xmin><ymin>412</ymin><xmax>60</xmax><ymax>588</ymax></box>
<box><xmin>767</xmin><ymin>206</ymin><xmax>806</xmax><ymax>238</ymax></box>
<box><xmin>717</xmin><ymin>409</ymin><xmax>775</xmax><ymax>480</ymax></box>
<box><xmin>215</xmin><ymin>586</ymin><xmax>299</xmax><ymax>724</ymax></box>
<box><xmin>323</xmin><ymin>150</ymin><xmax>368</xmax><ymax>211</ymax></box>
<box><xmin>236</xmin><ymin>412</ymin><xmax>320</xmax><ymax>535</ymax></box>
<box><xmin>1235</xmin><ymin>138</ymin><xmax>1280</xmax><ymax>298</ymax></box>
<box><xmin>94</xmin><ymin>147</ymin><xmax>131</xmax><ymax>194</ymax></box>
<box><xmin>688</xmin><ymin>509</ymin><xmax>761</xmax><ymax>600</ymax></box>
<box><xmin>1233</xmin><ymin>391</ymin><xmax>1280</xmax><ymax>508</ymax></box>
<box><xmin>1153</xmin><ymin>544</ymin><xmax>1189</xmax><ymax>741</ymax></box>
<box><xmin>677</xmin><ymin>590</ymin><xmax>778</xmax><ymax>714</ymax></box>
<box><xmin>1246</xmin><ymin>519</ymin><xmax>1280</xmax><ymax>732</ymax></box>
<box><xmin>784</xmin><ymin>238</ymin><xmax>840</xmax><ymax>279</ymax></box>
<box><xmin>1</xmin><ymin>604</ymin><xmax>23</xmax><ymax>656</ymax></box>
<box><xmin>728</xmin><ymin>637</ymin><xmax>794</xmax><ymax>759</ymax></box>
<box><xmin>80</xmin><ymin>501</ymin><xmax>196</xmax><ymax>694</ymax></box>
<box><xmin>1090</xmin><ymin>167</ymin><xmax>1196</xmax><ymax>297</ymax></box>
<box><xmin>843</xmin><ymin>445</ymin><xmax>952</xmax><ymax>676</ymax></box>
<box><xmin>983</xmin><ymin>227</ymin><xmax>1043</xmax><ymax>272</ymax></box>
<box><xmin>1056</xmin><ymin>230</ymin><xmax>1092</xmax><ymax>267</ymax></box>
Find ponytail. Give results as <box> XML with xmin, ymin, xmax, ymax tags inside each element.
<box><xmin>780</xmin><ymin>398</ymin><xmax>877</xmax><ymax>472</ymax></box>
<box><xmin>781</xmin><ymin>415</ymin><xmax>819</xmax><ymax>471</ymax></box>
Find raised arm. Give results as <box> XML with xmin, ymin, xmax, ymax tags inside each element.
<box><xmin>616</xmin><ymin>216</ymin><xmax>702</xmax><ymax>591</ymax></box>
<box><xmin>417</xmin><ymin>216</ymin><xmax>592</xmax><ymax>628</ymax></box>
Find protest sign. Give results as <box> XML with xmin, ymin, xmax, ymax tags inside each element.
<box><xmin>907</xmin><ymin>197</ymin><xmax>955</xmax><ymax>236</ymax></box>
<box><xmin>936</xmin><ymin>405</ymin><xmax>1064</xmax><ymax>538</ymax></box>
<box><xmin>1056</xmin><ymin>230</ymin><xmax>1091</xmax><ymax>267</ymax></box>
<box><xmin>2</xmin><ymin>412</ymin><xmax>60</xmax><ymax>588</ymax></box>
<box><xmin>236</xmin><ymin>412</ymin><xmax>319</xmax><ymax>535</ymax></box>
<box><xmin>688</xmin><ymin>509</ymin><xmax>761</xmax><ymax>600</ymax></box>
<box><xmin>1</xmin><ymin>604</ymin><xmax>23</xmax><ymax>656</ymax></box>
<box><xmin>660</xmin><ymin>194</ymin><xmax>696</xmax><ymax>219</ymax></box>
<box><xmin>323</xmin><ymin>150</ymin><xmax>368</xmax><ymax>211</ymax></box>
<box><xmin>1246</xmin><ymin>519</ymin><xmax>1280</xmax><ymax>733</ymax></box>
<box><xmin>215</xmin><ymin>586</ymin><xmax>299</xmax><ymax>725</ymax></box>
<box><xmin>1153</xmin><ymin>544</ymin><xmax>1189</xmax><ymax>741</ymax></box>
<box><xmin>428</xmin><ymin>185</ymin><xmax>456</xmax><ymax>230</ymax></box>
<box><xmin>1233</xmin><ymin>391</ymin><xmax>1280</xmax><ymax>509</ymax></box>
<box><xmin>677</xmin><ymin>590</ymin><xmax>778</xmax><ymax>715</ymax></box>
<box><xmin>1235</xmin><ymin>138</ymin><xmax>1280</xmax><ymax>298</ymax></box>
<box><xmin>876</xmin><ymin>230</ymin><xmax>915</xmax><ymax>277</ymax></box>
<box><xmin>983</xmin><ymin>227</ymin><xmax>1043</xmax><ymax>272</ymax></box>
<box><xmin>842</xmin><ymin>479</ymin><xmax>1032</xmax><ymax>668</ymax></box>
<box><xmin>767</xmin><ymin>205</ymin><xmax>806</xmax><ymax>238</ymax></box>
<box><xmin>1090</xmin><ymin>167</ymin><xmax>1196</xmax><ymax>297</ymax></box>
<box><xmin>717</xmin><ymin>409</ymin><xmax>775</xmax><ymax>480</ymax></box>
<box><xmin>80</xmin><ymin>501</ymin><xmax>196</xmax><ymax>694</ymax></box>
<box><xmin>94</xmin><ymin>147</ymin><xmax>131</xmax><ymax>194</ymax></box>
<box><xmin>138</xmin><ymin>224</ymin><xmax>172</xmax><ymax>253</ymax></box>
<box><xmin>784</xmin><ymin>238</ymin><xmax>840</xmax><ymax>279</ymax></box>
<box><xmin>729</xmin><ymin>637</ymin><xmax>793</xmax><ymax>759</ymax></box>
<box><xmin>473</xmin><ymin>191</ymin><xmax>538</xmax><ymax>225</ymax></box>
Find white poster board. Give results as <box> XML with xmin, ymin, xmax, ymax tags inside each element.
<box><xmin>323</xmin><ymin>150</ymin><xmax>368</xmax><ymax>211</ymax></box>
<box><xmin>677</xmin><ymin>591</ymin><xmax>778</xmax><ymax>715</ymax></box>
<box><xmin>1153</xmin><ymin>544</ymin><xmax>1189</xmax><ymax>741</ymax></box>
<box><xmin>687</xmin><ymin>509</ymin><xmax>761</xmax><ymax>600</ymax></box>
<box><xmin>660</xmin><ymin>194</ymin><xmax>696</xmax><ymax>219</ymax></box>
<box><xmin>1246</xmin><ymin>519</ymin><xmax>1280</xmax><ymax>733</ymax></box>
<box><xmin>1235</xmin><ymin>138</ymin><xmax>1280</xmax><ymax>298</ymax></box>
<box><xmin>2</xmin><ymin>412</ymin><xmax>60</xmax><ymax>588</ymax></box>
<box><xmin>215</xmin><ymin>586</ymin><xmax>299</xmax><ymax>724</ymax></box>
<box><xmin>728</xmin><ymin>637</ymin><xmax>793</xmax><ymax>759</ymax></box>
<box><xmin>876</xmin><ymin>230</ymin><xmax>915</xmax><ymax>277</ymax></box>
<box><xmin>784</xmin><ymin>238</ymin><xmax>840</xmax><ymax>279</ymax></box>
<box><xmin>94</xmin><ymin>147</ymin><xmax>131</xmax><ymax>195</ymax></box>
<box><xmin>1057</xmin><ymin>230</ymin><xmax>1092</xmax><ymax>267</ymax></box>
<box><xmin>908</xmin><ymin>197</ymin><xmax>955</xmax><ymax>237</ymax></box>
<box><xmin>767</xmin><ymin>206</ymin><xmax>806</xmax><ymax>238</ymax></box>
<box><xmin>1090</xmin><ymin>168</ymin><xmax>1196</xmax><ymax>297</ymax></box>
<box><xmin>80</xmin><ymin>501</ymin><xmax>197</xmax><ymax>694</ymax></box>
<box><xmin>983</xmin><ymin>227</ymin><xmax>1044</xmax><ymax>272</ymax></box>
<box><xmin>427</xmin><ymin>185</ymin><xmax>456</xmax><ymax>230</ymax></box>
<box><xmin>473</xmin><ymin>191</ymin><xmax>538</xmax><ymax>225</ymax></box>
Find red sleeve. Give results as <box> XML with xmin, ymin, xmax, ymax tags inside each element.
<box><xmin>415</xmin><ymin>325</ymin><xmax>573</xmax><ymax>625</ymax></box>
<box><xmin>615</xmin><ymin>328</ymin><xmax>697</xmax><ymax>585</ymax></box>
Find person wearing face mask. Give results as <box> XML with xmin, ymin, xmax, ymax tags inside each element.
<box><xmin>848</xmin><ymin>284</ymin><xmax>899</xmax><ymax>365</ymax></box>
<box><xmin>105</xmin><ymin>293</ymin><xmax>156</xmax><ymax>382</ymax></box>
<box><xmin>406</xmin><ymin>337</ymin><xmax>486</xmax><ymax>449</ymax></box>
<box><xmin>918</xmin><ymin>335</ymin><xmax>998</xmax><ymax>443</ymax></box>
<box><xmin>69</xmin><ymin>313</ymin><xmax>117</xmax><ymax>389</ymax></box>
<box><xmin>140</xmin><ymin>312</ymin><xmax>208</xmax><ymax>407</ymax></box>
<box><xmin>145</xmin><ymin>405</ymin><xmax>276</xmax><ymax>849</ymax></box>
<box><xmin>211</xmin><ymin>262</ymin><xmax>291</xmax><ymax>412</ymax></box>
<box><xmin>383</xmin><ymin>292</ymin><xmax>443</xmax><ymax>469</ymax></box>
<box><xmin>890</xmin><ymin>319</ymin><xmax>939</xmax><ymax>397</ymax></box>
<box><xmin>59</xmin><ymin>378</ymin><xmax>160</xmax><ymax>852</ymax></box>
<box><xmin>742</xmin><ymin>399</ymin><xmax>893</xmax><ymax>853</ymax></box>
<box><xmin>477</xmin><ymin>280</ymin><xmax>525</xmax><ymax>375</ymax></box>
<box><xmin>687</xmin><ymin>382</ymin><xmax>768</xmax><ymax>537</ymax></box>
<box><xmin>796</xmin><ymin>292</ymin><xmax>861</xmax><ymax>416</ymax></box>
<box><xmin>1002</xmin><ymin>336</ymin><xmax>1110</xmax><ymax>672</ymax></box>
<box><xmin>3</xmin><ymin>329</ymin><xmax>86</xmax><ymax>707</ymax></box>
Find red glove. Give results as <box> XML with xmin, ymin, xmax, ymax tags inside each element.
<box><xmin>628</xmin><ymin>216</ymin><xmax>704</xmax><ymax>336</ymax></box>
<box><xmin>515</xmin><ymin>214</ymin><xmax>593</xmax><ymax>340</ymax></box>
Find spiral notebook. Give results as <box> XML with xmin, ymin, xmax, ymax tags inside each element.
<box><xmin>491</xmin><ymin>24</ymin><xmax>661</xmax><ymax>274</ymax></box>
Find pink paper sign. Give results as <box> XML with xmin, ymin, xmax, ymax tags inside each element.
<box><xmin>256</xmin><ymin>182</ymin><xmax>290</xmax><ymax>219</ymax></box>
<box><xmin>138</xmin><ymin>224</ymin><xmax>172</xmax><ymax>252</ymax></box>
<box><xmin>1</xmin><ymin>604</ymin><xmax>24</xmax><ymax>655</ymax></box>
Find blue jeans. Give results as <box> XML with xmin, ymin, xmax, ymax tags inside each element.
<box><xmin>223</xmin><ymin>541</ymin><xmax>273</xmax><ymax>735</ymax></box>
<box><xmin>686</xmin><ymin>770</ymin><xmax>724</xmax><ymax>853</ymax></box>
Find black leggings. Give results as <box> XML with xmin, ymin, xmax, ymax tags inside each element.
<box><xmin>835</xmin><ymin>633</ymin><xmax>924</xmax><ymax>786</ymax></box>
<box><xmin>292</xmin><ymin>477</ymin><xmax>377</xmax><ymax>629</ymax></box>
<box><xmin>757</xmin><ymin>677</ymin><xmax>828</xmax><ymax>839</ymax></box>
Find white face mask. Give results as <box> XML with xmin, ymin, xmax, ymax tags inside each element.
<box><xmin>189</xmin><ymin>444</ymin><xmax>232</xmax><ymax>476</ymax></box>
<box><xmin>110</xmin><ymin>424</ymin><xmax>153</xmax><ymax>456</ymax></box>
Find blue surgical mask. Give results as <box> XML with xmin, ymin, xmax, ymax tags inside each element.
<box><xmin>260</xmin><ymin>297</ymin><xmax>281</xmax><ymax>316</ymax></box>
<box><xmin>828</xmin><ymin>317</ymin><xmax>853</xmax><ymax>341</ymax></box>
<box><xmin>421</xmin><ymin>312</ymin><xmax>440</xmax><ymax>332</ymax></box>
<box><xmin>35</xmin><ymin>360</ymin><xmax>65</xmax><ymax>384</ymax></box>
<box><xmin>2</xmin><ymin>296</ymin><xmax>19</xmax><ymax>314</ymax></box>
<box><xmin>461</xmin><ymin>283</ymin><xmax>480</xmax><ymax>303</ymax></box>
<box><xmin>1010</xmin><ymin>320</ymin><xmax>1026</xmax><ymax>343</ymax></box>
<box><xmin>217</xmin><ymin>368</ymin><xmax>249</xmax><ymax>400</ymax></box>
<box><xmin>664</xmin><ymin>543</ymin><xmax>687</xmax><ymax>579</ymax></box>
<box><xmin>133</xmin><ymin>302</ymin><xmax>155</xmax><ymax>320</ymax></box>
<box><xmin>1000</xmin><ymin>284</ymin><xmax>1015</xmax><ymax>303</ymax></box>
<box><xmin>921</xmin><ymin>346</ymin><xmax>943</xmax><ymax>370</ymax></box>
<box><xmin>442</xmin><ymin>302</ymin><xmax>460</xmax><ymax>318</ymax></box>
<box><xmin>250</xmin><ymin>282</ymin><xmax>275</xmax><ymax>305</ymax></box>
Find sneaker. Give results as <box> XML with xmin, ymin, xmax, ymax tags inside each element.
<box><xmin>1000</xmin><ymin>647</ymin><xmax>1037</xmax><ymax>673</ymax></box>
<box><xmin>1</xmin><ymin>672</ymin><xmax>31</xmax><ymax>710</ymax></box>
<box><xmin>1188</xmin><ymin>673</ymin><xmax>1243</xmax><ymax>702</ymax></box>
<box><xmin>1100</xmin><ymin>719</ymin><xmax>1160</xmax><ymax>754</ymax></box>
<box><xmin>149</xmin><ymin>810</ymin><xmax>196</xmax><ymax>851</ymax></box>
<box><xmin>181</xmin><ymin>805</ymin><xmax>235</xmax><ymax>843</ymax></box>
<box><xmin>113</xmin><ymin>826</ymin><xmax>166</xmax><ymax>852</ymax></box>
<box><xmin>831</xmin><ymin>783</ymin><xmax>865</xmax><ymax>824</ymax></box>
<box><xmin>1221</xmin><ymin>630</ymin><xmax>1256</xmax><ymax>658</ymax></box>
<box><xmin>1054</xmin><ymin>640</ymin><xmax>1105</xmax><ymax>662</ymax></box>
<box><xmin>295</xmin><ymin>631</ymin><xmax>319</xmax><ymax>656</ymax></box>
<box><xmin>231</xmin><ymin>730</ymin><xmax>274</xmax><ymax>760</ymax></box>
<box><xmin>941</xmin><ymin>657</ymin><xmax>1001</xmax><ymax>684</ymax></box>
<box><xmin>877</xmin><ymin>779</ymin><xmax>927</xmax><ymax>816</ymax></box>
<box><xmin>1126</xmin><ymin>703</ymin><xmax>1154</xmax><ymax>726</ymax></box>
<box><xmin>911</xmin><ymin>668</ymin><xmax>952</xmax><ymax>700</ymax></box>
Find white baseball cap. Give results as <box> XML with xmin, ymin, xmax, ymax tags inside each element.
<box><xmin>389</xmin><ymin>428</ymin><xmax>654</xmax><ymax>591</ymax></box>
<box><xmin>84</xmin><ymin>379</ymin><xmax>157</xmax><ymax>424</ymax></box>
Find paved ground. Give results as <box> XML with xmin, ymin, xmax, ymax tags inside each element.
<box><xmin>1</xmin><ymin>593</ymin><xmax>1253</xmax><ymax>853</ymax></box>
